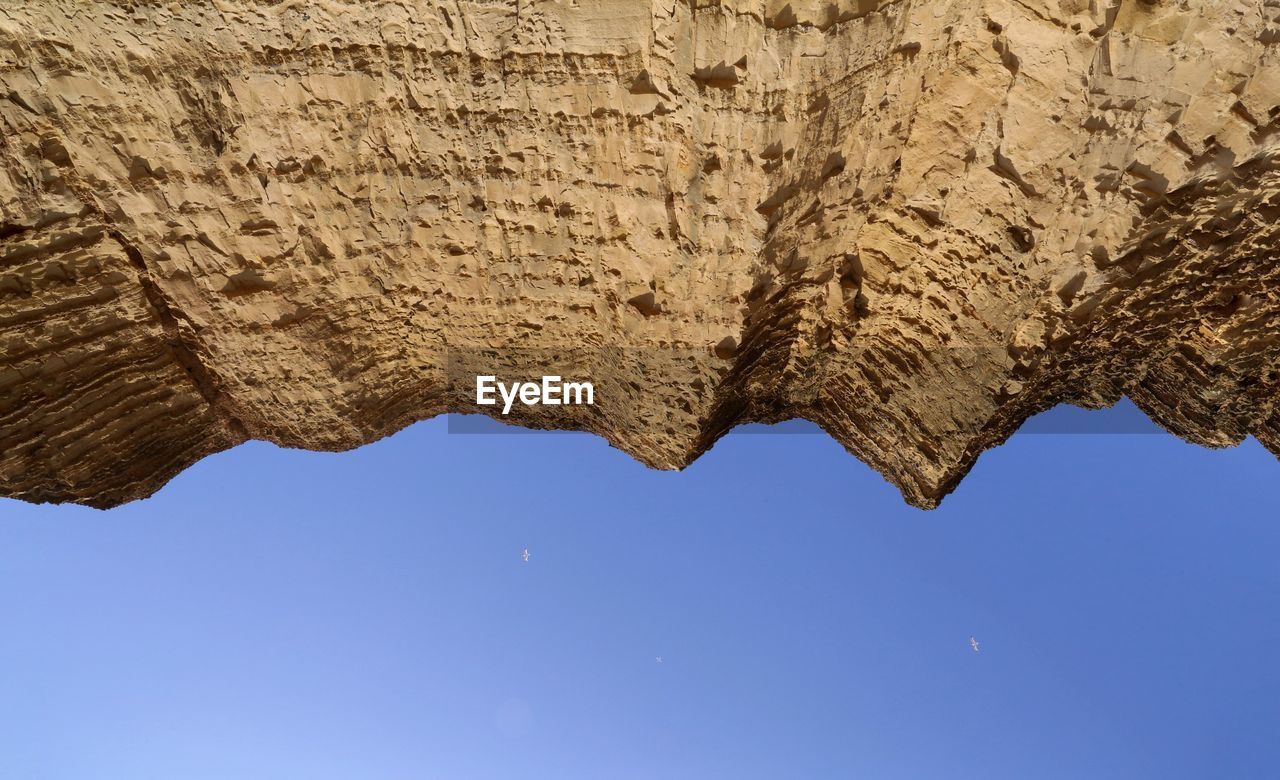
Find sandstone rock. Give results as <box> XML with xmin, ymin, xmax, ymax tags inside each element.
<box><xmin>1</xmin><ymin>0</ymin><xmax>1277</xmax><ymax>508</ymax></box>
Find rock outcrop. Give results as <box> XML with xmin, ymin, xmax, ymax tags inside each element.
<box><xmin>2</xmin><ymin>0</ymin><xmax>1278</xmax><ymax>508</ymax></box>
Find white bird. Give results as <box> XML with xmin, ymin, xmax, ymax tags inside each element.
<box><xmin>522</xmin><ymin>548</ymin><xmax>530</xmax><ymax>562</ymax></box>
<box><xmin>655</xmin><ymin>656</ymin><xmax>663</xmax><ymax>664</ymax></box>
<box><xmin>970</xmin><ymin>636</ymin><xmax>980</xmax><ymax>653</ymax></box>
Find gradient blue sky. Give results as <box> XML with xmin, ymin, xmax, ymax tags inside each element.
<box><xmin>2</xmin><ymin>408</ymin><xmax>1279</xmax><ymax>779</ymax></box>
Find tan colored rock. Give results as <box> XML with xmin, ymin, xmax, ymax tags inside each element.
<box><xmin>1</xmin><ymin>0</ymin><xmax>1277</xmax><ymax>508</ymax></box>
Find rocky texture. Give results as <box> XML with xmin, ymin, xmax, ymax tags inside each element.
<box><xmin>1</xmin><ymin>0</ymin><xmax>1278</xmax><ymax>509</ymax></box>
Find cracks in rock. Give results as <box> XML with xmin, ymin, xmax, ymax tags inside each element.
<box><xmin>49</xmin><ymin>136</ymin><xmax>249</xmax><ymax>440</ymax></box>
<box><xmin>106</xmin><ymin>228</ymin><xmax>249</xmax><ymax>441</ymax></box>
<box><xmin>12</xmin><ymin>139</ymin><xmax>242</xmax><ymax>447</ymax></box>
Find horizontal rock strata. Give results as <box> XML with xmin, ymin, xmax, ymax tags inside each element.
<box><xmin>1</xmin><ymin>0</ymin><xmax>1278</xmax><ymax>508</ymax></box>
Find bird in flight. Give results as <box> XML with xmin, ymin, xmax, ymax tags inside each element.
<box><xmin>655</xmin><ymin>656</ymin><xmax>663</xmax><ymax>664</ymax></box>
<box><xmin>522</xmin><ymin>548</ymin><xmax>530</xmax><ymax>563</ymax></box>
<box><xmin>970</xmin><ymin>636</ymin><xmax>980</xmax><ymax>653</ymax></box>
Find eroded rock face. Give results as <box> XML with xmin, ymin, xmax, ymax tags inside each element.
<box><xmin>1</xmin><ymin>0</ymin><xmax>1277</xmax><ymax>508</ymax></box>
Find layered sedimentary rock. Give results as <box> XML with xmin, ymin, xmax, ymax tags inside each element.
<box><xmin>1</xmin><ymin>0</ymin><xmax>1277</xmax><ymax>508</ymax></box>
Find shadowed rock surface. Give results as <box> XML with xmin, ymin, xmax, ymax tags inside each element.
<box><xmin>1</xmin><ymin>0</ymin><xmax>1278</xmax><ymax>508</ymax></box>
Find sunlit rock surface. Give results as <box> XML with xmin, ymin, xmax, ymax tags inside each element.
<box><xmin>1</xmin><ymin>1</ymin><xmax>1278</xmax><ymax>508</ymax></box>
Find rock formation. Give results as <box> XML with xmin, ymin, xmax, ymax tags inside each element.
<box><xmin>1</xmin><ymin>0</ymin><xmax>1277</xmax><ymax>508</ymax></box>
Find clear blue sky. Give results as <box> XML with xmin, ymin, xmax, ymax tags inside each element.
<box><xmin>2</xmin><ymin>406</ymin><xmax>1279</xmax><ymax>779</ymax></box>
